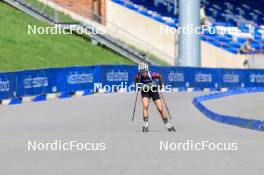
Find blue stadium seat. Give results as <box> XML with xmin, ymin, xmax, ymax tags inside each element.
<box><xmin>112</xmin><ymin>0</ymin><xmax>264</xmax><ymax>54</ymax></box>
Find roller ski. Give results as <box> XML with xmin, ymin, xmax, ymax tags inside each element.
<box><xmin>142</xmin><ymin>118</ymin><xmax>149</xmax><ymax>132</ymax></box>
<box><xmin>166</xmin><ymin>124</ymin><xmax>176</xmax><ymax>132</ymax></box>
<box><xmin>142</xmin><ymin>126</ymin><xmax>149</xmax><ymax>132</ymax></box>
<box><xmin>164</xmin><ymin>119</ymin><xmax>176</xmax><ymax>132</ymax></box>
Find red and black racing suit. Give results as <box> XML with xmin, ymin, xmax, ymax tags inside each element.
<box><xmin>135</xmin><ymin>71</ymin><xmax>163</xmax><ymax>101</ymax></box>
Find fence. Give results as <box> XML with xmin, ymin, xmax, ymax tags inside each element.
<box><xmin>193</xmin><ymin>88</ymin><xmax>264</xmax><ymax>132</ymax></box>
<box><xmin>1</xmin><ymin>65</ymin><xmax>264</xmax><ymax>100</ymax></box>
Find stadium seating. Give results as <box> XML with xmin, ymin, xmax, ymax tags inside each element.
<box><xmin>112</xmin><ymin>0</ymin><xmax>264</xmax><ymax>54</ymax></box>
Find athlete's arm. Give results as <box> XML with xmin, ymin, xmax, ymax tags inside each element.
<box><xmin>134</xmin><ymin>74</ymin><xmax>142</xmax><ymax>91</ymax></box>
<box><xmin>152</xmin><ymin>72</ymin><xmax>164</xmax><ymax>90</ymax></box>
<box><xmin>158</xmin><ymin>74</ymin><xmax>164</xmax><ymax>90</ymax></box>
<box><xmin>134</xmin><ymin>74</ymin><xmax>139</xmax><ymax>84</ymax></box>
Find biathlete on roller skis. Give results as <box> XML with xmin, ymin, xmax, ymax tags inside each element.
<box><xmin>133</xmin><ymin>62</ymin><xmax>176</xmax><ymax>132</ymax></box>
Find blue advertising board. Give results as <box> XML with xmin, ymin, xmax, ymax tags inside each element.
<box><xmin>0</xmin><ymin>72</ymin><xmax>17</xmax><ymax>100</ymax></box>
<box><xmin>55</xmin><ymin>66</ymin><xmax>100</xmax><ymax>93</ymax></box>
<box><xmin>1</xmin><ymin>65</ymin><xmax>264</xmax><ymax>100</ymax></box>
<box><xmin>16</xmin><ymin>68</ymin><xmax>57</xmax><ymax>97</ymax></box>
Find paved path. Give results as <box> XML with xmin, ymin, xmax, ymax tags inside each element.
<box><xmin>0</xmin><ymin>92</ymin><xmax>263</xmax><ymax>175</ymax></box>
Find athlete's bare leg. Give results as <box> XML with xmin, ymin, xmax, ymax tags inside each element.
<box><xmin>142</xmin><ymin>97</ymin><xmax>150</xmax><ymax>132</ymax></box>
<box><xmin>153</xmin><ymin>99</ymin><xmax>168</xmax><ymax>119</ymax></box>
<box><xmin>142</xmin><ymin>97</ymin><xmax>150</xmax><ymax>118</ymax></box>
<box><xmin>154</xmin><ymin>98</ymin><xmax>176</xmax><ymax>132</ymax></box>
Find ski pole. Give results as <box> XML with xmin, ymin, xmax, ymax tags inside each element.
<box><xmin>132</xmin><ymin>90</ymin><xmax>139</xmax><ymax>122</ymax></box>
<box><xmin>160</xmin><ymin>93</ymin><xmax>172</xmax><ymax>119</ymax></box>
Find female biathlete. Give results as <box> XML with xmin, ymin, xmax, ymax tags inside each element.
<box><xmin>135</xmin><ymin>63</ymin><xmax>176</xmax><ymax>132</ymax></box>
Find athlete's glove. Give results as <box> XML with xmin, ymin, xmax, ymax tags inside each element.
<box><xmin>159</xmin><ymin>84</ymin><xmax>164</xmax><ymax>91</ymax></box>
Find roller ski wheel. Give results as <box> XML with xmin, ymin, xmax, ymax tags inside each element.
<box><xmin>166</xmin><ymin>123</ymin><xmax>176</xmax><ymax>132</ymax></box>
<box><xmin>167</xmin><ymin>126</ymin><xmax>176</xmax><ymax>132</ymax></box>
<box><xmin>142</xmin><ymin>126</ymin><xmax>149</xmax><ymax>132</ymax></box>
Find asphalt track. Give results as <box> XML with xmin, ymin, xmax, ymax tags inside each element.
<box><xmin>0</xmin><ymin>92</ymin><xmax>263</xmax><ymax>175</ymax></box>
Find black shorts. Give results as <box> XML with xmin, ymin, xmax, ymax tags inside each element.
<box><xmin>141</xmin><ymin>90</ymin><xmax>160</xmax><ymax>101</ymax></box>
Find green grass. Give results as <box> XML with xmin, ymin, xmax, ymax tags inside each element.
<box><xmin>0</xmin><ymin>2</ymin><xmax>133</xmax><ymax>71</ymax></box>
<box><xmin>24</xmin><ymin>0</ymin><xmax>77</xmax><ymax>23</ymax></box>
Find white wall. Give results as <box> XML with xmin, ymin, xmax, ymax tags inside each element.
<box><xmin>201</xmin><ymin>42</ymin><xmax>247</xmax><ymax>68</ymax></box>
<box><xmin>106</xmin><ymin>0</ymin><xmax>177</xmax><ymax>65</ymax></box>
